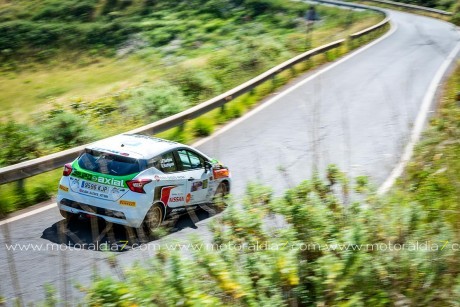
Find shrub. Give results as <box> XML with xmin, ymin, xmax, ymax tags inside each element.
<box><xmin>286</xmin><ymin>33</ymin><xmax>308</xmax><ymax>53</ymax></box>
<box><xmin>86</xmin><ymin>97</ymin><xmax>119</xmax><ymax>118</ymax></box>
<box><xmin>0</xmin><ymin>120</ymin><xmax>41</xmax><ymax>167</ymax></box>
<box><xmin>227</xmin><ymin>103</ymin><xmax>243</xmax><ymax>119</ymax></box>
<box><xmin>38</xmin><ymin>111</ymin><xmax>94</xmax><ymax>149</ymax></box>
<box><xmin>86</xmin><ymin>164</ymin><xmax>460</xmax><ymax>305</ymax></box>
<box><xmin>452</xmin><ymin>13</ymin><xmax>460</xmax><ymax>25</ymax></box>
<box><xmin>126</xmin><ymin>81</ymin><xmax>189</xmax><ymax>121</ymax></box>
<box><xmin>170</xmin><ymin>67</ymin><xmax>222</xmax><ymax>104</ymax></box>
<box><xmin>32</xmin><ymin>0</ymin><xmax>97</xmax><ymax>22</ymax></box>
<box><xmin>145</xmin><ymin>28</ymin><xmax>175</xmax><ymax>46</ymax></box>
<box><xmin>192</xmin><ymin>118</ymin><xmax>214</xmax><ymax>137</ymax></box>
<box><xmin>166</xmin><ymin>126</ymin><xmax>189</xmax><ymax>143</ymax></box>
<box><xmin>30</xmin><ymin>185</ymin><xmax>52</xmax><ymax>204</ymax></box>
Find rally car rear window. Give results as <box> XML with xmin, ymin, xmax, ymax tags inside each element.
<box><xmin>78</xmin><ymin>149</ymin><xmax>142</xmax><ymax>176</ymax></box>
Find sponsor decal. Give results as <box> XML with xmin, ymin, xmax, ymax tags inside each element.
<box><xmin>120</xmin><ymin>200</ymin><xmax>136</xmax><ymax>207</ymax></box>
<box><xmin>72</xmin><ymin>170</ymin><xmax>124</xmax><ymax>187</ymax></box>
<box><xmin>160</xmin><ymin>157</ymin><xmax>175</xmax><ymax>169</ymax></box>
<box><xmin>78</xmin><ymin>189</ymin><xmax>109</xmax><ymax>199</ymax></box>
<box><xmin>111</xmin><ymin>187</ymin><xmax>126</xmax><ymax>200</ymax></box>
<box><xmin>156</xmin><ymin>175</ymin><xmax>186</xmax><ymax>181</ymax></box>
<box><xmin>97</xmin><ymin>177</ymin><xmax>123</xmax><ymax>187</ymax></box>
<box><xmin>186</xmin><ymin>193</ymin><xmax>192</xmax><ymax>203</ymax></box>
<box><xmin>59</xmin><ymin>184</ymin><xmax>69</xmax><ymax>192</ymax></box>
<box><xmin>190</xmin><ymin>179</ymin><xmax>208</xmax><ymax>192</ymax></box>
<box><xmin>92</xmin><ymin>147</ymin><xmax>135</xmax><ymax>156</ymax></box>
<box><xmin>160</xmin><ymin>185</ymin><xmax>178</xmax><ymax>206</ymax></box>
<box><xmin>191</xmin><ymin>181</ymin><xmax>203</xmax><ymax>192</ymax></box>
<box><xmin>169</xmin><ymin>196</ymin><xmax>184</xmax><ymax>203</ymax></box>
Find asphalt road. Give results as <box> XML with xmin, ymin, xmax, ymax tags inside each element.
<box><xmin>1</xmin><ymin>9</ymin><xmax>459</xmax><ymax>305</ymax></box>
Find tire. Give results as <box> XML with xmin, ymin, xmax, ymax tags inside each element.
<box><xmin>213</xmin><ymin>182</ymin><xmax>229</xmax><ymax>207</ymax></box>
<box><xmin>143</xmin><ymin>203</ymin><xmax>164</xmax><ymax>236</ymax></box>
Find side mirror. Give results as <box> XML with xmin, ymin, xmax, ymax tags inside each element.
<box><xmin>205</xmin><ymin>161</ymin><xmax>213</xmax><ymax>172</ymax></box>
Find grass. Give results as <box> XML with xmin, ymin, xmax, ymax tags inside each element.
<box><xmin>0</xmin><ymin>56</ymin><xmax>158</xmax><ymax>119</ymax></box>
<box><xmin>0</xmin><ymin>11</ymin><xmax>381</xmax><ymax>121</ymax></box>
<box><xmin>0</xmin><ymin>169</ymin><xmax>61</xmax><ymax>214</ymax></box>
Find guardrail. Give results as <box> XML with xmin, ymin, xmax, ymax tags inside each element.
<box><xmin>362</xmin><ymin>0</ymin><xmax>452</xmax><ymax>16</ymax></box>
<box><xmin>0</xmin><ymin>3</ymin><xmax>390</xmax><ymax>185</ymax></box>
<box><xmin>312</xmin><ymin>0</ymin><xmax>390</xmax><ymax>39</ymax></box>
<box><xmin>351</xmin><ymin>17</ymin><xmax>390</xmax><ymax>39</ymax></box>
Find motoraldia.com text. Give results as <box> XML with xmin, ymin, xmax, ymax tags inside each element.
<box><xmin>5</xmin><ymin>240</ymin><xmax>458</xmax><ymax>252</ymax></box>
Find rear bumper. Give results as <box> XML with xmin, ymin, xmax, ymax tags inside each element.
<box><xmin>57</xmin><ymin>192</ymin><xmax>148</xmax><ymax>228</ymax></box>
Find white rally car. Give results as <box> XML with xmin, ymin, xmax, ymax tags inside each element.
<box><xmin>56</xmin><ymin>134</ymin><xmax>231</xmax><ymax>233</ymax></box>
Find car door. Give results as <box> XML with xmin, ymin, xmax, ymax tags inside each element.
<box><xmin>150</xmin><ymin>151</ymin><xmax>187</xmax><ymax>208</ymax></box>
<box><xmin>175</xmin><ymin>149</ymin><xmax>212</xmax><ymax>205</ymax></box>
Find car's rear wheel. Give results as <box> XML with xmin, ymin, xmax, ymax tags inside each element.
<box><xmin>143</xmin><ymin>203</ymin><xmax>163</xmax><ymax>236</ymax></box>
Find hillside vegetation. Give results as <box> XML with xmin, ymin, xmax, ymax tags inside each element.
<box><xmin>0</xmin><ymin>0</ymin><xmax>380</xmax><ymax>167</ymax></box>
<box><xmin>369</xmin><ymin>0</ymin><xmax>460</xmax><ymax>23</ymax></box>
<box><xmin>389</xmin><ymin>0</ymin><xmax>456</xmax><ymax>10</ymax></box>
<box><xmin>1</xmin><ymin>0</ymin><xmax>315</xmax><ymax>66</ymax></box>
<box><xmin>84</xmin><ymin>64</ymin><xmax>460</xmax><ymax>306</ymax></box>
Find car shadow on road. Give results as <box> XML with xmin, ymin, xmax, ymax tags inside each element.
<box><xmin>41</xmin><ymin>205</ymin><xmax>222</xmax><ymax>252</ymax></box>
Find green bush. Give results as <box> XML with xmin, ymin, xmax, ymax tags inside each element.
<box><xmin>227</xmin><ymin>103</ymin><xmax>243</xmax><ymax>119</ymax></box>
<box><xmin>0</xmin><ymin>120</ymin><xmax>41</xmax><ymax>167</ymax></box>
<box><xmin>452</xmin><ymin>12</ymin><xmax>460</xmax><ymax>25</ymax></box>
<box><xmin>126</xmin><ymin>81</ymin><xmax>189</xmax><ymax>121</ymax></box>
<box><xmin>145</xmin><ymin>28</ymin><xmax>175</xmax><ymax>46</ymax></box>
<box><xmin>192</xmin><ymin>118</ymin><xmax>214</xmax><ymax>137</ymax></box>
<box><xmin>170</xmin><ymin>67</ymin><xmax>222</xmax><ymax>104</ymax></box>
<box><xmin>86</xmin><ymin>165</ymin><xmax>460</xmax><ymax>305</ymax></box>
<box><xmin>32</xmin><ymin>0</ymin><xmax>97</xmax><ymax>22</ymax></box>
<box><xmin>165</xmin><ymin>126</ymin><xmax>189</xmax><ymax>144</ymax></box>
<box><xmin>38</xmin><ymin>110</ymin><xmax>94</xmax><ymax>150</ymax></box>
<box><xmin>30</xmin><ymin>185</ymin><xmax>53</xmax><ymax>204</ymax></box>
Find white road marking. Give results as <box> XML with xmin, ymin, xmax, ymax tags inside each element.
<box><xmin>377</xmin><ymin>34</ymin><xmax>460</xmax><ymax>195</ymax></box>
<box><xmin>0</xmin><ymin>203</ymin><xmax>57</xmax><ymax>226</ymax></box>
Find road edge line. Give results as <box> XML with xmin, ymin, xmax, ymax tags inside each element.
<box><xmin>0</xmin><ymin>203</ymin><xmax>57</xmax><ymax>226</ymax></box>
<box><xmin>377</xmin><ymin>35</ymin><xmax>460</xmax><ymax>195</ymax></box>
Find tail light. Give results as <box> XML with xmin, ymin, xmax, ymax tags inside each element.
<box><xmin>127</xmin><ymin>179</ymin><xmax>152</xmax><ymax>194</ymax></box>
<box><xmin>213</xmin><ymin>167</ymin><xmax>230</xmax><ymax>179</ymax></box>
<box><xmin>63</xmin><ymin>163</ymin><xmax>73</xmax><ymax>176</ymax></box>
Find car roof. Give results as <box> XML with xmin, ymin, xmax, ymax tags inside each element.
<box><xmin>85</xmin><ymin>134</ymin><xmax>182</xmax><ymax>160</ymax></box>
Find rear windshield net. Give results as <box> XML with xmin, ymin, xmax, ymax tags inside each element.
<box><xmin>78</xmin><ymin>150</ymin><xmax>141</xmax><ymax>176</ymax></box>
